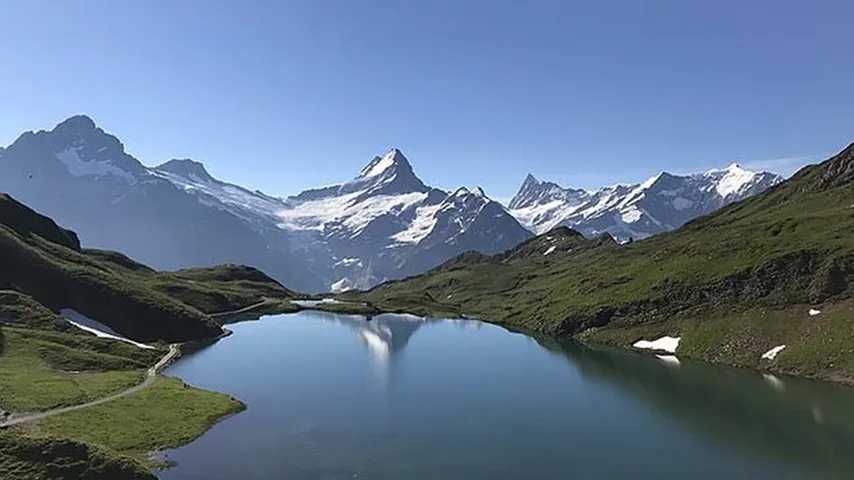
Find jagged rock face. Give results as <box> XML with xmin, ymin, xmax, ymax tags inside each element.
<box><xmin>820</xmin><ymin>144</ymin><xmax>854</xmax><ymax>189</ymax></box>
<box><xmin>508</xmin><ymin>164</ymin><xmax>783</xmax><ymax>241</ymax></box>
<box><xmin>0</xmin><ymin>117</ymin><xmax>531</xmax><ymax>292</ymax></box>
<box><xmin>798</xmin><ymin>142</ymin><xmax>854</xmax><ymax>192</ymax></box>
<box><xmin>509</xmin><ymin>174</ymin><xmax>588</xmax><ymax>210</ymax></box>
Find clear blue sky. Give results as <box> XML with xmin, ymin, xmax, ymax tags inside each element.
<box><xmin>1</xmin><ymin>1</ymin><xmax>852</xmax><ymax>201</ymax></box>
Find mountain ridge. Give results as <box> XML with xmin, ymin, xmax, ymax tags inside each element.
<box><xmin>0</xmin><ymin>116</ymin><xmax>535</xmax><ymax>292</ymax></box>
<box><xmin>508</xmin><ymin>162</ymin><xmax>783</xmax><ymax>241</ymax></box>
<box><xmin>0</xmin><ymin>115</ymin><xmax>787</xmax><ymax>293</ymax></box>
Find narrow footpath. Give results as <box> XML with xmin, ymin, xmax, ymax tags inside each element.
<box><xmin>0</xmin><ymin>344</ymin><xmax>180</xmax><ymax>429</ymax></box>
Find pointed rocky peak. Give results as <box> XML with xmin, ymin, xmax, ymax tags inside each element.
<box><xmin>522</xmin><ymin>173</ymin><xmax>540</xmax><ymax>188</ymax></box>
<box><xmin>448</xmin><ymin>186</ymin><xmax>489</xmax><ymax>201</ymax></box>
<box><xmin>45</xmin><ymin>115</ymin><xmax>116</xmax><ymax>149</ymax></box>
<box><xmin>451</xmin><ymin>186</ymin><xmax>471</xmax><ymax>198</ymax></box>
<box><xmin>290</xmin><ymin>148</ymin><xmax>429</xmax><ymax>202</ymax></box>
<box><xmin>343</xmin><ymin>148</ymin><xmax>429</xmax><ymax>197</ymax></box>
<box><xmin>637</xmin><ymin>171</ymin><xmax>670</xmax><ymax>189</ymax></box>
<box><xmin>638</xmin><ymin>171</ymin><xmax>685</xmax><ymax>192</ymax></box>
<box><xmin>2</xmin><ymin>115</ymin><xmax>146</xmax><ymax>182</ymax></box>
<box><xmin>53</xmin><ymin>115</ymin><xmax>98</xmax><ymax>134</ymax></box>
<box><xmin>509</xmin><ymin>173</ymin><xmax>587</xmax><ymax>210</ymax></box>
<box><xmin>358</xmin><ymin>148</ymin><xmax>413</xmax><ymax>179</ymax></box>
<box><xmin>156</xmin><ymin>158</ymin><xmax>217</xmax><ymax>183</ymax></box>
<box><xmin>510</xmin><ymin>174</ymin><xmax>545</xmax><ymax>209</ymax></box>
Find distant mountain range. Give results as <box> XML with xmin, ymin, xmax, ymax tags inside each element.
<box><xmin>0</xmin><ymin>115</ymin><xmax>782</xmax><ymax>292</ymax></box>
<box><xmin>508</xmin><ymin>165</ymin><xmax>783</xmax><ymax>241</ymax></box>
<box><xmin>0</xmin><ymin>116</ymin><xmax>528</xmax><ymax>292</ymax></box>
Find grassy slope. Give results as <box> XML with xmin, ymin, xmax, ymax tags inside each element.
<box><xmin>0</xmin><ymin>193</ymin><xmax>295</xmax><ymax>477</ymax></box>
<box><xmin>0</xmin><ymin>430</ymin><xmax>155</xmax><ymax>480</ymax></box>
<box><xmin>353</xmin><ymin>144</ymin><xmax>854</xmax><ymax>382</ymax></box>
<box><xmin>0</xmin><ymin>327</ymin><xmax>159</xmax><ymax>412</ymax></box>
<box><xmin>87</xmin><ymin>249</ymin><xmax>299</xmax><ymax>315</ymax></box>
<box><xmin>0</xmin><ymin>193</ymin><xmax>297</xmax><ymax>342</ymax></box>
<box><xmin>0</xmin><ymin>290</ymin><xmax>67</xmax><ymax>331</ymax></box>
<box><xmin>27</xmin><ymin>376</ymin><xmax>245</xmax><ymax>468</ymax></box>
<box><xmin>0</xmin><ymin>325</ymin><xmax>246</xmax><ymax>476</ymax></box>
<box><xmin>0</xmin><ymin>189</ymin><xmax>294</xmax><ymax>342</ymax></box>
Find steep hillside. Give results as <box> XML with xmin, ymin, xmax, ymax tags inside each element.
<box><xmin>0</xmin><ymin>431</ymin><xmax>155</xmax><ymax>480</ymax></box>
<box><xmin>354</xmin><ymin>143</ymin><xmax>854</xmax><ymax>381</ymax></box>
<box><xmin>0</xmin><ymin>194</ymin><xmax>295</xmax><ymax>343</ymax></box>
<box><xmin>0</xmin><ymin>194</ymin><xmax>291</xmax><ymax>477</ymax></box>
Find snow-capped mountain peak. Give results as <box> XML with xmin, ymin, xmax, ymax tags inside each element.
<box><xmin>509</xmin><ymin>164</ymin><xmax>783</xmax><ymax>240</ymax></box>
<box><xmin>359</xmin><ymin>148</ymin><xmax>410</xmax><ymax>178</ymax></box>
<box><xmin>700</xmin><ymin>162</ymin><xmax>762</xmax><ymax>197</ymax></box>
<box><xmin>508</xmin><ymin>173</ymin><xmax>588</xmax><ymax>210</ymax></box>
<box><xmin>452</xmin><ymin>186</ymin><xmax>471</xmax><ymax>197</ymax></box>
<box><xmin>275</xmin><ymin>148</ymin><xmax>530</xmax><ymax>290</ymax></box>
<box><xmin>8</xmin><ymin>114</ymin><xmax>148</xmax><ymax>184</ymax></box>
<box><xmin>331</xmin><ymin>148</ymin><xmax>429</xmax><ymax>200</ymax></box>
<box><xmin>449</xmin><ymin>185</ymin><xmax>489</xmax><ymax>200</ymax></box>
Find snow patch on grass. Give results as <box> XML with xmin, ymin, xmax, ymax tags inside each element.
<box><xmin>761</xmin><ymin>345</ymin><xmax>786</xmax><ymax>360</ymax></box>
<box><xmin>60</xmin><ymin>309</ymin><xmax>155</xmax><ymax>349</ymax></box>
<box><xmin>633</xmin><ymin>336</ymin><xmax>680</xmax><ymax>353</ymax></box>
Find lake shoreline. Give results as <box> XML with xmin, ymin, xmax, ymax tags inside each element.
<box><xmin>155</xmin><ymin>309</ymin><xmax>854</xmax><ymax>479</ymax></box>
<box><xmin>301</xmin><ymin>300</ymin><xmax>854</xmax><ymax>388</ymax></box>
<box><xmin>144</xmin><ymin>301</ymin><xmax>854</xmax><ymax>476</ymax></box>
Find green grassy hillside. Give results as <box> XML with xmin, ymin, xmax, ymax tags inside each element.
<box><xmin>0</xmin><ymin>431</ymin><xmax>155</xmax><ymax>480</ymax></box>
<box><xmin>351</xmin><ymin>143</ymin><xmax>854</xmax><ymax>382</ymax></box>
<box><xmin>0</xmin><ymin>193</ymin><xmax>296</xmax><ymax>342</ymax></box>
<box><xmin>0</xmin><ymin>192</ymin><xmax>298</xmax><ymax>477</ymax></box>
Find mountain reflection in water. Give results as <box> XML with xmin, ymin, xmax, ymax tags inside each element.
<box><xmin>159</xmin><ymin>312</ymin><xmax>854</xmax><ymax>479</ymax></box>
